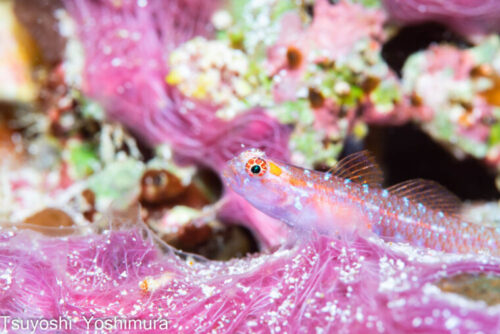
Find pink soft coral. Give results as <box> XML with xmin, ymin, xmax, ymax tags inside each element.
<box><xmin>268</xmin><ymin>0</ymin><xmax>386</xmax><ymax>102</ymax></box>
<box><xmin>64</xmin><ymin>0</ymin><xmax>290</xmax><ymax>168</ymax></box>
<box><xmin>1</xmin><ymin>226</ymin><xmax>500</xmax><ymax>333</ymax></box>
<box><xmin>268</xmin><ymin>0</ymin><xmax>386</xmax><ymax>73</ymax></box>
<box><xmin>382</xmin><ymin>0</ymin><xmax>500</xmax><ymax>36</ymax></box>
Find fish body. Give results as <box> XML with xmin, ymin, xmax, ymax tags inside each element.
<box><xmin>223</xmin><ymin>149</ymin><xmax>500</xmax><ymax>255</ymax></box>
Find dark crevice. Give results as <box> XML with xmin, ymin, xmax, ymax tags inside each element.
<box><xmin>382</xmin><ymin>22</ymin><xmax>472</xmax><ymax>77</ymax></box>
<box><xmin>365</xmin><ymin>124</ymin><xmax>500</xmax><ymax>201</ymax></box>
<box><xmin>171</xmin><ymin>225</ymin><xmax>259</xmax><ymax>261</ymax></box>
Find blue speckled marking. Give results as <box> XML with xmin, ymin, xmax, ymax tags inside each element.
<box><xmin>294</xmin><ymin>197</ymin><xmax>303</xmax><ymax>210</ymax></box>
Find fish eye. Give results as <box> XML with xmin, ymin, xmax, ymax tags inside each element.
<box><xmin>251</xmin><ymin>165</ymin><xmax>261</xmax><ymax>174</ymax></box>
<box><xmin>245</xmin><ymin>157</ymin><xmax>267</xmax><ymax>177</ymax></box>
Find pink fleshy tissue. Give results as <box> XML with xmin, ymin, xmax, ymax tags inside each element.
<box><xmin>1</xmin><ymin>224</ymin><xmax>500</xmax><ymax>333</ymax></box>
<box><xmin>382</xmin><ymin>0</ymin><xmax>500</xmax><ymax>36</ymax></box>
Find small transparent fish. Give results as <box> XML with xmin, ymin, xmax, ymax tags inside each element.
<box><xmin>223</xmin><ymin>148</ymin><xmax>500</xmax><ymax>256</ymax></box>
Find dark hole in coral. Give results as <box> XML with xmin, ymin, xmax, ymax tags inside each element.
<box><xmin>381</xmin><ymin>22</ymin><xmax>472</xmax><ymax>77</ymax></box>
<box><xmin>0</xmin><ymin>103</ymin><xmax>16</xmax><ymax>121</ymax></box>
<box><xmin>436</xmin><ymin>273</ymin><xmax>500</xmax><ymax>306</ymax></box>
<box><xmin>169</xmin><ymin>224</ymin><xmax>259</xmax><ymax>261</ymax></box>
<box><xmin>365</xmin><ymin>124</ymin><xmax>500</xmax><ymax>201</ymax></box>
<box><xmin>304</xmin><ymin>3</ymin><xmax>314</xmax><ymax>17</ymax></box>
<box><xmin>340</xmin><ymin>134</ymin><xmax>365</xmax><ymax>158</ymax></box>
<box><xmin>133</xmin><ymin>137</ymin><xmax>155</xmax><ymax>162</ymax></box>
<box><xmin>79</xmin><ymin>119</ymin><xmax>102</xmax><ymax>140</ymax></box>
<box><xmin>195</xmin><ymin>167</ymin><xmax>224</xmax><ymax>203</ymax></box>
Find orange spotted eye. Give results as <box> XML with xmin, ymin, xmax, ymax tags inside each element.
<box><xmin>245</xmin><ymin>157</ymin><xmax>267</xmax><ymax>177</ymax></box>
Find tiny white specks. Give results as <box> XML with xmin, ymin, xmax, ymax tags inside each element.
<box><xmin>417</xmin><ymin>203</ymin><xmax>426</xmax><ymax>212</ymax></box>
<box><xmin>269</xmin><ymin>289</ymin><xmax>281</xmax><ymax>299</ymax></box>
<box><xmin>315</xmin><ymin>292</ymin><xmax>324</xmax><ymax>298</ymax></box>
<box><xmin>201</xmin><ymin>285</ymin><xmax>216</xmax><ymax>297</ymax></box>
<box><xmin>355</xmin><ymin>307</ymin><xmax>364</xmax><ymax>322</ymax></box>
<box><xmin>381</xmin><ymin>190</ymin><xmax>388</xmax><ymax>198</ymax></box>
<box><xmin>237</xmin><ymin>283</ymin><xmax>250</xmax><ymax>293</ymax></box>
<box><xmin>324</xmin><ymin>173</ymin><xmax>331</xmax><ymax>181</ymax></box>
<box><xmin>111</xmin><ymin>57</ymin><xmax>122</xmax><ymax>67</ymax></box>
<box><xmin>247</xmin><ymin>320</ymin><xmax>257</xmax><ymax>327</ymax></box>
<box><xmin>412</xmin><ymin>317</ymin><xmax>422</xmax><ymax>327</ymax></box>
<box><xmin>445</xmin><ymin>317</ymin><xmax>460</xmax><ymax>330</ymax></box>
<box><xmin>294</xmin><ymin>197</ymin><xmax>303</xmax><ymax>210</ymax></box>
<box><xmin>387</xmin><ymin>298</ymin><xmax>406</xmax><ymax>308</ymax></box>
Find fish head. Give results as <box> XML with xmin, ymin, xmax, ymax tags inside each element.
<box><xmin>223</xmin><ymin>149</ymin><xmax>294</xmax><ymax>219</ymax></box>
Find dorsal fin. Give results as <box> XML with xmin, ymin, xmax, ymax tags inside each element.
<box><xmin>328</xmin><ymin>150</ymin><xmax>383</xmax><ymax>187</ymax></box>
<box><xmin>387</xmin><ymin>179</ymin><xmax>461</xmax><ymax>216</ymax></box>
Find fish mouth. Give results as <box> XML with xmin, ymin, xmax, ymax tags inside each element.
<box><xmin>222</xmin><ymin>164</ymin><xmax>239</xmax><ymax>189</ymax></box>
<box><xmin>222</xmin><ymin>167</ymin><xmax>233</xmax><ymax>185</ymax></box>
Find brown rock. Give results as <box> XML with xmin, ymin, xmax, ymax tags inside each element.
<box><xmin>140</xmin><ymin>169</ymin><xmax>211</xmax><ymax>209</ymax></box>
<box><xmin>24</xmin><ymin>208</ymin><xmax>75</xmax><ymax>236</ymax></box>
<box><xmin>81</xmin><ymin>189</ymin><xmax>96</xmax><ymax>222</ymax></box>
<box><xmin>140</xmin><ymin>170</ymin><xmax>186</xmax><ymax>205</ymax></box>
<box><xmin>13</xmin><ymin>0</ymin><xmax>66</xmax><ymax>66</ymax></box>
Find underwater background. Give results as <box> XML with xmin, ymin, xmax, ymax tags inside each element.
<box><xmin>1</xmin><ymin>0</ymin><xmax>500</xmax><ymax>332</ymax></box>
